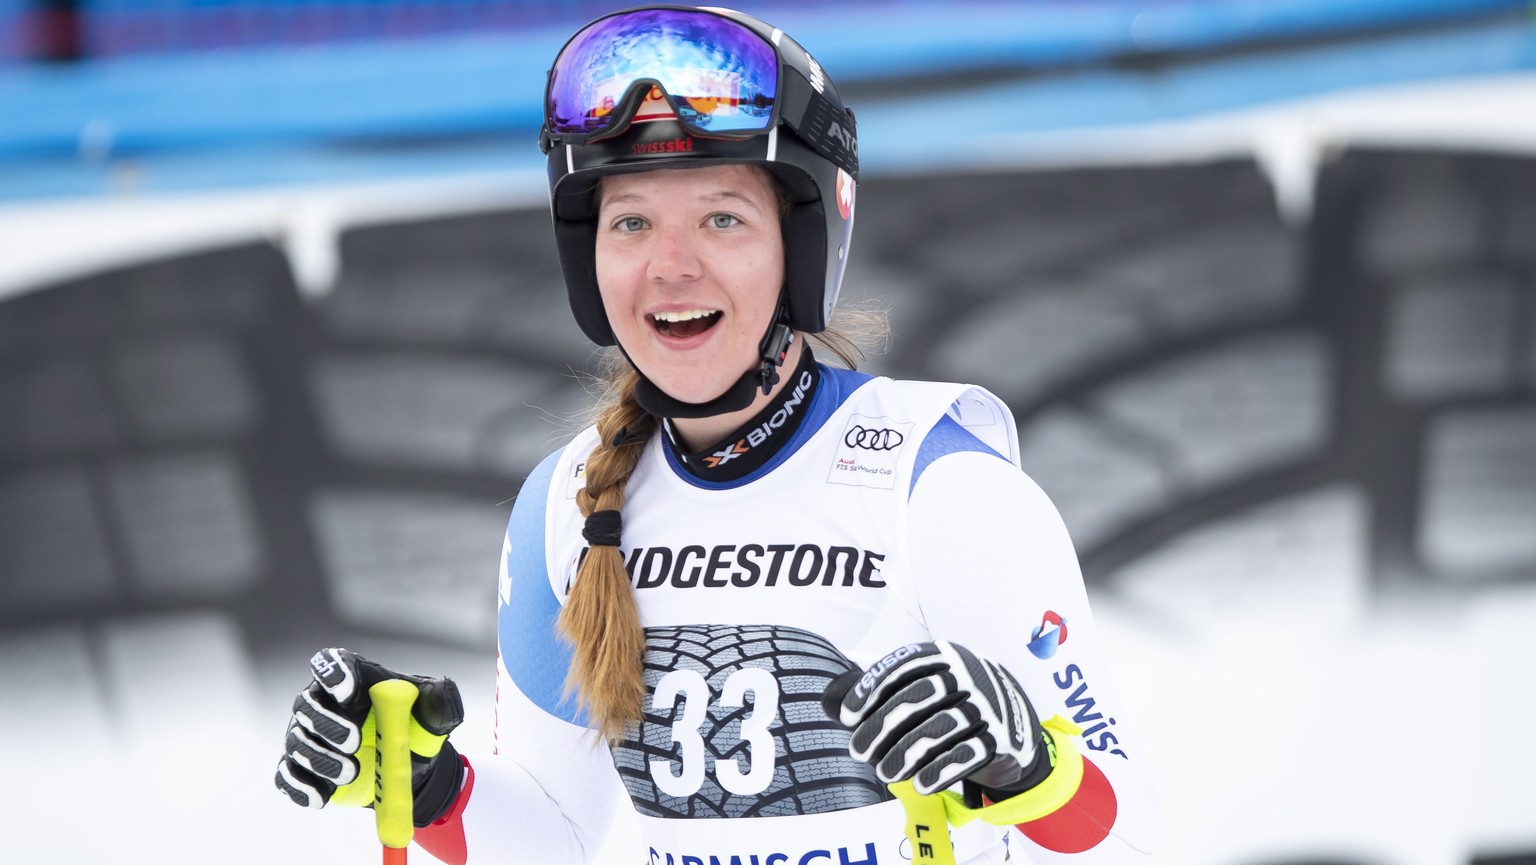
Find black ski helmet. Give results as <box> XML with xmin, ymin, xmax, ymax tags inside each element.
<box><xmin>541</xmin><ymin>4</ymin><xmax>859</xmax><ymax>349</ymax></box>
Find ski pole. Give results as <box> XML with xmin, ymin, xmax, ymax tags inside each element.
<box><xmin>890</xmin><ymin>780</ymin><xmax>957</xmax><ymax>865</ymax></box>
<box><xmin>370</xmin><ymin>679</ymin><xmax>420</xmax><ymax>865</ymax></box>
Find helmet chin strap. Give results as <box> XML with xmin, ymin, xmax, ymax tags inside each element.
<box><xmin>631</xmin><ymin>299</ymin><xmax>796</xmax><ymax>420</ymax></box>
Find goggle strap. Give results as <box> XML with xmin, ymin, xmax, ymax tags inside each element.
<box><xmin>776</xmin><ymin>72</ymin><xmax>859</xmax><ymax>179</ymax></box>
<box><xmin>548</xmin><ymin>76</ymin><xmax>669</xmax><ymax>152</ymax></box>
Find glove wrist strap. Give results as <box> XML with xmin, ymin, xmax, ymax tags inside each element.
<box><xmin>413</xmin><ymin>741</ymin><xmax>465</xmax><ymax>828</ymax></box>
<box><xmin>945</xmin><ymin>716</ymin><xmax>1086</xmax><ymax>826</ymax></box>
<box><xmin>888</xmin><ymin>714</ymin><xmax>1087</xmax><ymax>865</ymax></box>
<box><xmin>967</xmin><ymin>709</ymin><xmax>1054</xmax><ymax>807</ymax></box>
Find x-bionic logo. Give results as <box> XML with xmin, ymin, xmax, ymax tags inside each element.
<box><xmin>703</xmin><ymin>369</ymin><xmax>814</xmax><ymax>468</ymax></box>
<box><xmin>706</xmin><ymin>440</ymin><xmax>749</xmax><ymax>468</ymax></box>
<box><xmin>844</xmin><ymin>426</ymin><xmax>904</xmax><ymax>451</ymax></box>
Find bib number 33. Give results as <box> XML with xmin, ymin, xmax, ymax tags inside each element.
<box><xmin>649</xmin><ymin>667</ymin><xmax>779</xmax><ymax>797</ymax></box>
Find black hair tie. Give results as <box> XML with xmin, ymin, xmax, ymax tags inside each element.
<box><xmin>582</xmin><ymin>509</ymin><xmax>623</xmax><ymax>547</ymax></box>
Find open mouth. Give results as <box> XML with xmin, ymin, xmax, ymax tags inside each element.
<box><xmin>650</xmin><ymin>309</ymin><xmax>722</xmax><ymax>338</ymax></box>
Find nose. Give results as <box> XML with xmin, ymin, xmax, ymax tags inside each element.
<box><xmin>645</xmin><ymin>223</ymin><xmax>702</xmax><ymax>284</ymax></box>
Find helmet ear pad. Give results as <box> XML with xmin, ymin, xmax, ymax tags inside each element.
<box><xmin>552</xmin><ymin>215</ymin><xmax>611</xmax><ymax>346</ymax></box>
<box><xmin>778</xmin><ymin>193</ymin><xmax>830</xmax><ymax>334</ymax></box>
<box><xmin>758</xmin><ymin>129</ymin><xmax>851</xmax><ymax>335</ymax></box>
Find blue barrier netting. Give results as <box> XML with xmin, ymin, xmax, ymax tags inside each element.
<box><xmin>1</xmin><ymin>0</ymin><xmax>1533</xmax><ymax>200</ymax></box>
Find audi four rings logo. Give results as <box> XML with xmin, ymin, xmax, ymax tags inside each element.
<box><xmin>844</xmin><ymin>426</ymin><xmax>904</xmax><ymax>450</ymax></box>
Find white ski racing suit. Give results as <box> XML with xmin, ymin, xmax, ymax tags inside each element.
<box><xmin>416</xmin><ymin>365</ymin><xmax>1157</xmax><ymax>865</ymax></box>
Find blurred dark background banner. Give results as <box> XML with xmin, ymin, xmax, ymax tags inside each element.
<box><xmin>6</xmin><ymin>149</ymin><xmax>1533</xmax><ymax>635</ymax></box>
<box><xmin>2</xmin><ymin>2</ymin><xmax>1535</xmax><ymax>865</ymax></box>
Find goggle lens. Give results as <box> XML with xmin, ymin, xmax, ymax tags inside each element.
<box><xmin>546</xmin><ymin>8</ymin><xmax>779</xmax><ymax>139</ymax></box>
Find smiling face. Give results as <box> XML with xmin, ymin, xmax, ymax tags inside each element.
<box><xmin>595</xmin><ymin>164</ymin><xmax>787</xmax><ymax>409</ymax></box>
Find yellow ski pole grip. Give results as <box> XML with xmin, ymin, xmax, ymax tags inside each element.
<box><xmin>370</xmin><ymin>679</ymin><xmax>420</xmax><ymax>862</ymax></box>
<box><xmin>890</xmin><ymin>780</ymin><xmax>957</xmax><ymax>865</ymax></box>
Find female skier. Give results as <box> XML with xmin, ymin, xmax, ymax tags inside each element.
<box><xmin>275</xmin><ymin>6</ymin><xmax>1157</xmax><ymax>863</ymax></box>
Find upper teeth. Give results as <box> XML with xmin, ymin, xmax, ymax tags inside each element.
<box><xmin>654</xmin><ymin>310</ymin><xmax>716</xmax><ymax>322</ymax></box>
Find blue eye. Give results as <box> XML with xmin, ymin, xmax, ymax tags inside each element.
<box><xmin>710</xmin><ymin>213</ymin><xmax>740</xmax><ymax>229</ymax></box>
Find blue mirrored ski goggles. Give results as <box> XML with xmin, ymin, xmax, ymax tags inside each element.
<box><xmin>544</xmin><ymin>7</ymin><xmax>782</xmax><ymax>144</ymax></box>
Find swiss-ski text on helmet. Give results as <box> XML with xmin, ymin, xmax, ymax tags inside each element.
<box><xmin>632</xmin><ymin>137</ymin><xmax>696</xmax><ymax>155</ymax></box>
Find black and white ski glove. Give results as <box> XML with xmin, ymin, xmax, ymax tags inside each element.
<box><xmin>274</xmin><ymin>648</ymin><xmax>465</xmax><ymax>827</ymax></box>
<box><xmin>823</xmin><ymin>641</ymin><xmax>1054</xmax><ymax>803</ymax></box>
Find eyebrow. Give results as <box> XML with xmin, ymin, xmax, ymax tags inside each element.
<box><xmin>697</xmin><ymin>189</ymin><xmax>762</xmax><ymax>207</ymax></box>
<box><xmin>601</xmin><ymin>187</ymin><xmax>766</xmax><ymax>212</ymax></box>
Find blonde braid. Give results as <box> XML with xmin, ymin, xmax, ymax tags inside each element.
<box><xmin>557</xmin><ymin>365</ymin><xmax>657</xmax><ymax>742</ymax></box>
